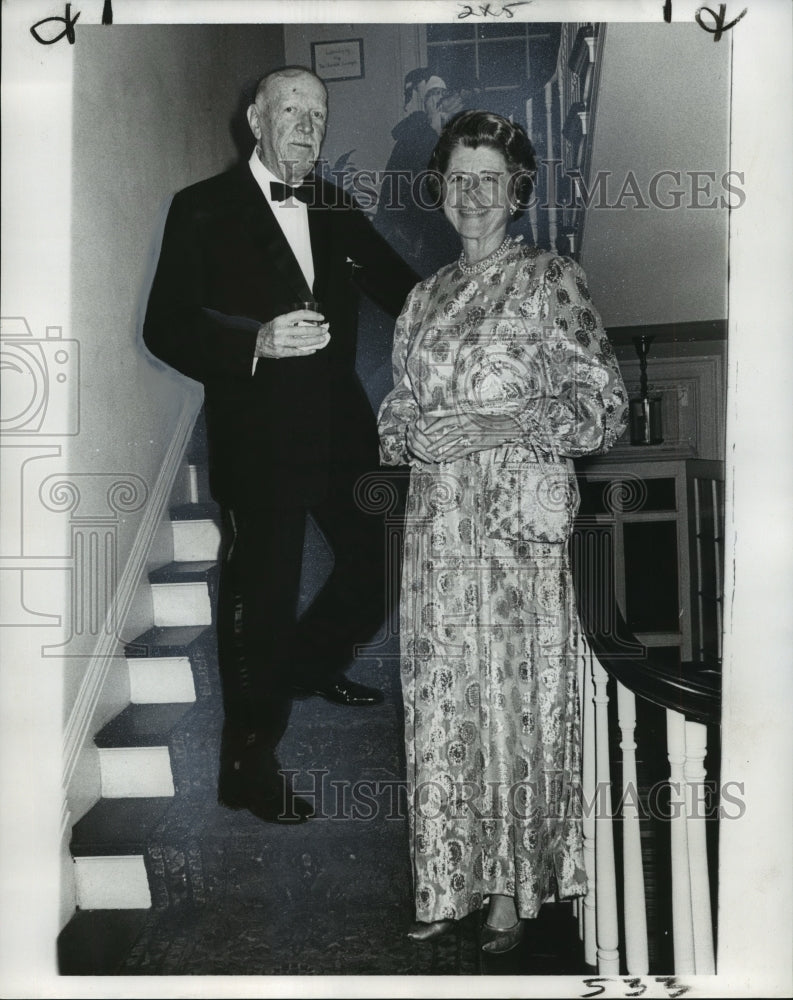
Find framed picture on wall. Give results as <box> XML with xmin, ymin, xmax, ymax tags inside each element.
<box><xmin>311</xmin><ymin>38</ymin><xmax>364</xmax><ymax>81</ymax></box>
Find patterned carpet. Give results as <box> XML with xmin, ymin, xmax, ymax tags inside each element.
<box><xmin>107</xmin><ymin>629</ymin><xmax>587</xmax><ymax>977</ymax></box>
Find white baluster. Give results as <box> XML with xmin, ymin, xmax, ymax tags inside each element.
<box><xmin>592</xmin><ymin>655</ymin><xmax>619</xmax><ymax>973</ymax></box>
<box><xmin>617</xmin><ymin>681</ymin><xmax>649</xmax><ymax>973</ymax></box>
<box><xmin>666</xmin><ymin>709</ymin><xmax>696</xmax><ymax>973</ymax></box>
<box><xmin>581</xmin><ymin>641</ymin><xmax>597</xmax><ymax>965</ymax></box>
<box><xmin>684</xmin><ymin>720</ymin><xmax>716</xmax><ymax>973</ymax></box>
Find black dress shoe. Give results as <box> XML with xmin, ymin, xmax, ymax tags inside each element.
<box><xmin>293</xmin><ymin>677</ymin><xmax>384</xmax><ymax>706</ymax></box>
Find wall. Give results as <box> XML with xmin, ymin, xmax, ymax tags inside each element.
<box><xmin>285</xmin><ymin>21</ymin><xmax>731</xmax><ymax>332</ymax></box>
<box><xmin>1</xmin><ymin>16</ymin><xmax>288</xmax><ymax>972</ymax></box>
<box><xmin>581</xmin><ymin>23</ymin><xmax>731</xmax><ymax>328</ymax></box>
<box><xmin>44</xmin><ymin>23</ymin><xmax>284</xmax><ymax>935</ymax></box>
<box><xmin>284</xmin><ymin>23</ymin><xmax>424</xmax><ymax>413</ymax></box>
<box><xmin>65</xmin><ymin>22</ymin><xmax>283</xmax><ymax>732</ymax></box>
<box><xmin>284</xmin><ymin>23</ymin><xmax>422</xmax><ymax>181</ymax></box>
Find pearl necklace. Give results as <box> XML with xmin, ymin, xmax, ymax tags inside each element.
<box><xmin>458</xmin><ymin>235</ymin><xmax>513</xmax><ymax>276</ymax></box>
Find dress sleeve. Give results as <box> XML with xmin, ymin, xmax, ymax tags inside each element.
<box><xmin>377</xmin><ymin>285</ymin><xmax>422</xmax><ymax>466</ymax></box>
<box><xmin>515</xmin><ymin>255</ymin><xmax>628</xmax><ymax>458</ymax></box>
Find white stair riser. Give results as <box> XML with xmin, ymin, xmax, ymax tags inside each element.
<box><xmin>151</xmin><ymin>582</ymin><xmax>212</xmax><ymax>627</ymax></box>
<box><xmin>74</xmin><ymin>855</ymin><xmax>151</xmax><ymax>909</ymax></box>
<box><xmin>128</xmin><ymin>656</ymin><xmax>196</xmax><ymax>703</ymax></box>
<box><xmin>171</xmin><ymin>519</ymin><xmax>221</xmax><ymax>562</ymax></box>
<box><xmin>99</xmin><ymin>747</ymin><xmax>175</xmax><ymax>797</ymax></box>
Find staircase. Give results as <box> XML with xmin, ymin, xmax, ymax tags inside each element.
<box><xmin>58</xmin><ymin>418</ymin><xmax>224</xmax><ymax>972</ymax></box>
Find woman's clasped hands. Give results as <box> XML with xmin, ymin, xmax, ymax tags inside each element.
<box><xmin>406</xmin><ymin>410</ymin><xmax>519</xmax><ymax>464</ymax></box>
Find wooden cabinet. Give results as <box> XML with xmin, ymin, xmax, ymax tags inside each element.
<box><xmin>576</xmin><ymin>456</ymin><xmax>725</xmax><ymax>666</ymax></box>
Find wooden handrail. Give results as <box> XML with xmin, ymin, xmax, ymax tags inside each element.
<box><xmin>571</xmin><ymin>522</ymin><xmax>721</xmax><ymax>726</ymax></box>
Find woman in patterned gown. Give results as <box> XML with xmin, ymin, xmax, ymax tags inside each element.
<box><xmin>377</xmin><ymin>111</ymin><xmax>628</xmax><ymax>953</ymax></box>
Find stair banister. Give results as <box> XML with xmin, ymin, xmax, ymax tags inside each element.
<box><xmin>573</xmin><ymin>520</ymin><xmax>721</xmax><ymax>975</ymax></box>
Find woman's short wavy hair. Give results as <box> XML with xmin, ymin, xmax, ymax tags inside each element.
<box><xmin>426</xmin><ymin>110</ymin><xmax>537</xmax><ymax>216</ymax></box>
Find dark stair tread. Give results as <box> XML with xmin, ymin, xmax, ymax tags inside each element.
<box><xmin>170</xmin><ymin>501</ymin><xmax>220</xmax><ymax>522</ymax></box>
<box><xmin>95</xmin><ymin>702</ymin><xmax>195</xmax><ymax>748</ymax></box>
<box><xmin>71</xmin><ymin>797</ymin><xmax>174</xmax><ymax>855</ymax></box>
<box><xmin>58</xmin><ymin>909</ymin><xmax>149</xmax><ymax>975</ymax></box>
<box><xmin>149</xmin><ymin>561</ymin><xmax>216</xmax><ymax>583</ymax></box>
<box><xmin>125</xmin><ymin>625</ymin><xmax>211</xmax><ymax>657</ymax></box>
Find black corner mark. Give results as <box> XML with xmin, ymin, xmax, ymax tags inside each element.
<box><xmin>695</xmin><ymin>3</ymin><xmax>748</xmax><ymax>41</ymax></box>
<box><xmin>30</xmin><ymin>3</ymin><xmax>80</xmax><ymax>44</ymax></box>
<box><xmin>664</xmin><ymin>1</ymin><xmax>747</xmax><ymax>40</ymax></box>
<box><xmin>30</xmin><ymin>1</ymin><xmax>112</xmax><ymax>45</ymax></box>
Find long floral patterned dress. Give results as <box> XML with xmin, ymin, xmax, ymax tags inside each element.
<box><xmin>377</xmin><ymin>238</ymin><xmax>628</xmax><ymax>923</ymax></box>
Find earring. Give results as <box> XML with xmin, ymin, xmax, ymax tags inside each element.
<box><xmin>509</xmin><ymin>204</ymin><xmax>517</xmax><ymax>216</ymax></box>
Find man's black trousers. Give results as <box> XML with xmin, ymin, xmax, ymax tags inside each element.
<box><xmin>215</xmin><ymin>469</ymin><xmax>404</xmax><ymax>753</ymax></box>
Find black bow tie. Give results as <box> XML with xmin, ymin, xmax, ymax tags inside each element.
<box><xmin>270</xmin><ymin>180</ymin><xmax>312</xmax><ymax>204</ymax></box>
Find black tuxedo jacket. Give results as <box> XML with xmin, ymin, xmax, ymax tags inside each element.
<box><xmin>143</xmin><ymin>163</ymin><xmax>418</xmax><ymax>507</ymax></box>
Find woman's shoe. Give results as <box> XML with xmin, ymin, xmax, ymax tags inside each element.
<box><xmin>481</xmin><ymin>918</ymin><xmax>525</xmax><ymax>954</ymax></box>
<box><xmin>407</xmin><ymin>919</ymin><xmax>455</xmax><ymax>942</ymax></box>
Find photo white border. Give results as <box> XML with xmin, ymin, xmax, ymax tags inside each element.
<box><xmin>1</xmin><ymin>0</ymin><xmax>791</xmax><ymax>997</ymax></box>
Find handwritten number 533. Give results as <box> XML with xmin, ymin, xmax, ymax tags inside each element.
<box><xmin>582</xmin><ymin>977</ymin><xmax>689</xmax><ymax>999</ymax></box>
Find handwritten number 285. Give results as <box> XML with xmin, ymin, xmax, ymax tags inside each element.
<box><xmin>457</xmin><ymin>2</ymin><xmax>529</xmax><ymax>19</ymax></box>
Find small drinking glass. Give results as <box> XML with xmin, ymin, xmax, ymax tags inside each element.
<box><xmin>293</xmin><ymin>299</ymin><xmax>324</xmax><ymax>325</ymax></box>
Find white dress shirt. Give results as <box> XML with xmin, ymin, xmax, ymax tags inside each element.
<box><xmin>248</xmin><ymin>151</ymin><xmax>319</xmax><ymax>374</ymax></box>
<box><xmin>248</xmin><ymin>149</ymin><xmax>315</xmax><ymax>292</ymax></box>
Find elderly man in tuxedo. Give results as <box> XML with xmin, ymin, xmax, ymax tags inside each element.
<box><xmin>143</xmin><ymin>66</ymin><xmax>417</xmax><ymax>824</ymax></box>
